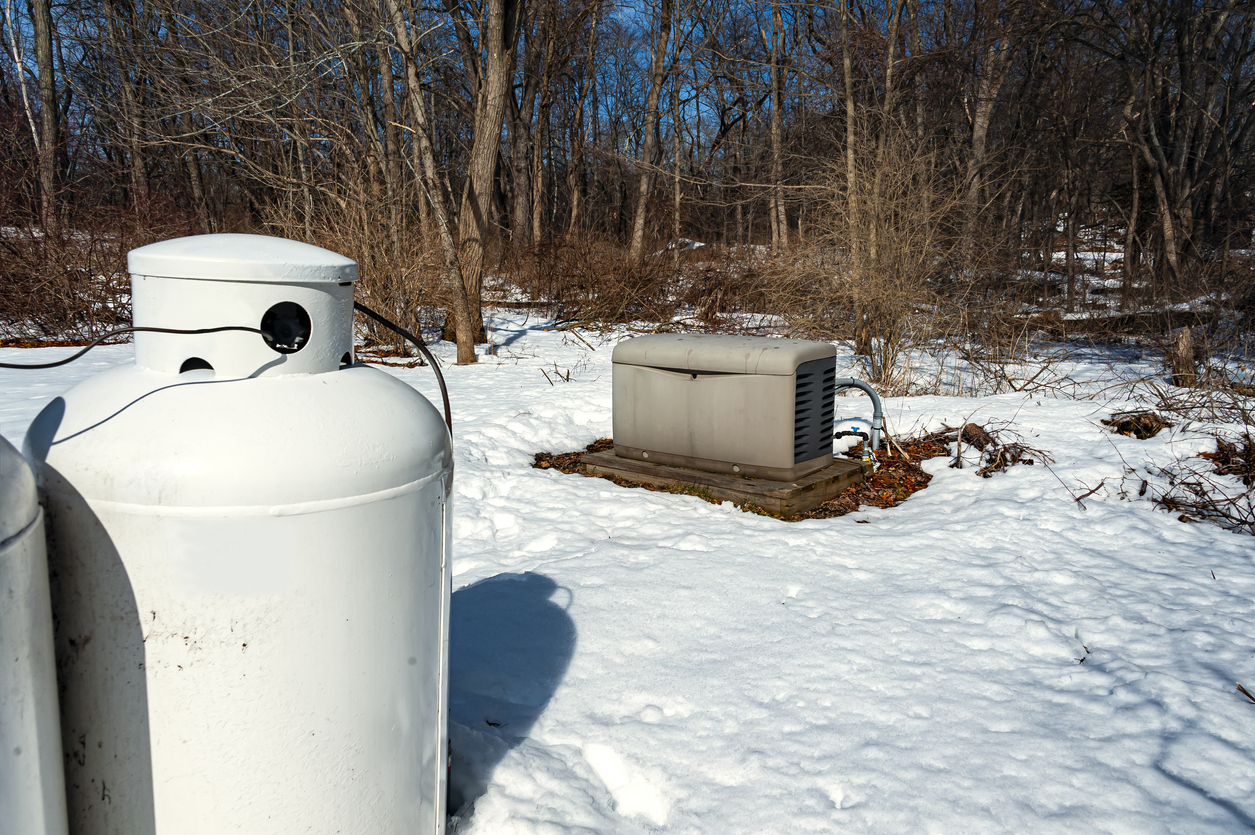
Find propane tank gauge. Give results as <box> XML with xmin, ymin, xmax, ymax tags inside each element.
<box><xmin>261</xmin><ymin>301</ymin><xmax>311</xmax><ymax>353</ymax></box>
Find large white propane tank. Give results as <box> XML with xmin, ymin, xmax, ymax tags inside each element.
<box><xmin>0</xmin><ymin>434</ymin><xmax>69</xmax><ymax>835</ymax></box>
<box><xmin>23</xmin><ymin>234</ymin><xmax>453</xmax><ymax>835</ymax></box>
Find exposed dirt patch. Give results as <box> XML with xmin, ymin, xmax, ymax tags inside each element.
<box><xmin>1102</xmin><ymin>410</ymin><xmax>1174</xmax><ymax>439</ymax></box>
<box><xmin>533</xmin><ymin>437</ymin><xmax>948</xmax><ymax>521</ymax></box>
<box><xmin>534</xmin><ymin>438</ymin><xmax>615</xmax><ymax>474</ymax></box>
<box><xmin>791</xmin><ymin>438</ymin><xmax>948</xmax><ymax>520</ymax></box>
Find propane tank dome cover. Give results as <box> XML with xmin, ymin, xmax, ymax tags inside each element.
<box><xmin>128</xmin><ymin>234</ymin><xmax>357</xmax><ymax>283</ymax></box>
<box><xmin>612</xmin><ymin>333</ymin><xmax>835</xmax><ymax>376</ymax></box>
<box><xmin>0</xmin><ymin>435</ymin><xmax>38</xmax><ymax>543</ymax></box>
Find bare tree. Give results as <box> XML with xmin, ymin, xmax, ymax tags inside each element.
<box><xmin>31</xmin><ymin>0</ymin><xmax>57</xmax><ymax>234</ymax></box>
<box><xmin>449</xmin><ymin>0</ymin><xmax>525</xmax><ymax>338</ymax></box>
<box><xmin>628</xmin><ymin>0</ymin><xmax>673</xmax><ymax>259</ymax></box>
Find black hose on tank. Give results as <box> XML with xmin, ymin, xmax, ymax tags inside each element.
<box><xmin>352</xmin><ymin>302</ymin><xmax>452</xmax><ymax>436</ymax></box>
<box><xmin>0</xmin><ymin>311</ymin><xmax>454</xmax><ymax>437</ymax></box>
<box><xmin>0</xmin><ymin>326</ymin><xmax>266</xmax><ymax>370</ymax></box>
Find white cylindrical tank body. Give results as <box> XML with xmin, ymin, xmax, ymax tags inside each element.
<box><xmin>23</xmin><ymin>234</ymin><xmax>452</xmax><ymax>835</ymax></box>
<box><xmin>0</xmin><ymin>434</ymin><xmax>69</xmax><ymax>835</ymax></box>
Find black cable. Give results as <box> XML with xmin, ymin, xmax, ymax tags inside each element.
<box><xmin>1</xmin><ymin>309</ymin><xmax>454</xmax><ymax>436</ymax></box>
<box><xmin>353</xmin><ymin>302</ymin><xmax>452</xmax><ymax>435</ymax></box>
<box><xmin>0</xmin><ymin>325</ymin><xmax>266</xmax><ymax>370</ymax></box>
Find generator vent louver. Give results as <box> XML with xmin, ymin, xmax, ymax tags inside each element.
<box><xmin>793</xmin><ymin>358</ymin><xmax>837</xmax><ymax>463</ymax></box>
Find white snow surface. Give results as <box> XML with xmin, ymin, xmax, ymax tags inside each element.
<box><xmin>3</xmin><ymin>316</ymin><xmax>1255</xmax><ymax>833</ymax></box>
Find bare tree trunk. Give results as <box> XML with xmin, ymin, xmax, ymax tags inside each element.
<box><xmin>508</xmin><ymin>101</ymin><xmax>535</xmax><ymax>246</ymax></box>
<box><xmin>285</xmin><ymin>0</ymin><xmax>314</xmax><ymax>237</ymax></box>
<box><xmin>384</xmin><ymin>0</ymin><xmax>478</xmax><ymax>363</ymax></box>
<box><xmin>770</xmin><ymin>0</ymin><xmax>787</xmax><ymax>251</ymax></box>
<box><xmin>105</xmin><ymin>0</ymin><xmax>148</xmax><ymax>214</ymax></box>
<box><xmin>376</xmin><ymin>18</ymin><xmax>404</xmax><ymax>274</ymax></box>
<box><xmin>839</xmin><ymin>0</ymin><xmax>868</xmax><ymax>356</ymax></box>
<box><xmin>962</xmin><ymin>20</ymin><xmax>1017</xmax><ymax>258</ymax></box>
<box><xmin>628</xmin><ymin>0</ymin><xmax>673</xmax><ymax>260</ymax></box>
<box><xmin>1145</xmin><ymin>157</ymin><xmax>1181</xmax><ymax>284</ymax></box>
<box><xmin>182</xmin><ymin>134</ymin><xmax>210</xmax><ymax>233</ymax></box>
<box><xmin>1118</xmin><ymin>127</ymin><xmax>1139</xmax><ymax>311</ymax></box>
<box><xmin>455</xmin><ymin>0</ymin><xmax>523</xmax><ymax>338</ymax></box>
<box><xmin>566</xmin><ymin>9</ymin><xmax>599</xmax><ymax>236</ymax></box>
<box><xmin>533</xmin><ymin>98</ymin><xmax>550</xmax><ymax>244</ymax></box>
<box><xmin>509</xmin><ymin>0</ymin><xmax>542</xmax><ymax>248</ymax></box>
<box><xmin>735</xmin><ymin>114</ymin><xmax>745</xmax><ymax>248</ymax></box>
<box><xmin>31</xmin><ymin>0</ymin><xmax>58</xmax><ymax>235</ymax></box>
<box><xmin>910</xmin><ymin>0</ymin><xmax>924</xmax><ymax>143</ymax></box>
<box><xmin>531</xmin><ymin>0</ymin><xmax>555</xmax><ymax>244</ymax></box>
<box><xmin>1042</xmin><ymin>188</ymin><xmax>1058</xmax><ymax>307</ymax></box>
<box><xmin>152</xmin><ymin>7</ymin><xmax>210</xmax><ymax>232</ymax></box>
<box><xmin>1065</xmin><ymin>183</ymin><xmax>1078</xmax><ymax>314</ymax></box>
<box><xmin>672</xmin><ymin>32</ymin><xmax>683</xmax><ymax>260</ymax></box>
<box><xmin>870</xmin><ymin>0</ymin><xmax>905</xmax><ymax>264</ymax></box>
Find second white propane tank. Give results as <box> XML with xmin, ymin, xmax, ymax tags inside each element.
<box><xmin>24</xmin><ymin>234</ymin><xmax>453</xmax><ymax>835</ymax></box>
<box><xmin>0</xmin><ymin>434</ymin><xmax>68</xmax><ymax>835</ymax></box>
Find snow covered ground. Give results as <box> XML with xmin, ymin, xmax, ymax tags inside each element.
<box><xmin>3</xmin><ymin>316</ymin><xmax>1254</xmax><ymax>833</ymax></box>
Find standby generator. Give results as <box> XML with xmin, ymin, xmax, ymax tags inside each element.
<box><xmin>611</xmin><ymin>334</ymin><xmax>839</xmax><ymax>481</ymax></box>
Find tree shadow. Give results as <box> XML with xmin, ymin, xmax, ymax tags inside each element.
<box><xmin>447</xmin><ymin>572</ymin><xmax>577</xmax><ymax>816</ymax></box>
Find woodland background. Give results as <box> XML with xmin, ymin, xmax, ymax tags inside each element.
<box><xmin>1</xmin><ymin>0</ymin><xmax>1252</xmax><ymax>376</ymax></box>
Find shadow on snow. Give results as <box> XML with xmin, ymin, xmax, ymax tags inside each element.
<box><xmin>447</xmin><ymin>571</ymin><xmax>577</xmax><ymax>816</ymax></box>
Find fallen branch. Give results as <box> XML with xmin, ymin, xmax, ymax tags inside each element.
<box><xmin>921</xmin><ymin>419</ymin><xmax>1048</xmax><ymax>479</ymax></box>
<box><xmin>1074</xmin><ymin>479</ymin><xmax>1107</xmax><ymax>505</ymax></box>
<box><xmin>556</xmin><ymin>326</ymin><xmax>597</xmax><ymax>350</ymax></box>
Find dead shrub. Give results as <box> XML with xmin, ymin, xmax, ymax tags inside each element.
<box><xmin>779</xmin><ymin>126</ymin><xmax>1023</xmax><ymax>393</ymax></box>
<box><xmin>1146</xmin><ymin>388</ymin><xmax>1255</xmax><ymax>534</ymax></box>
<box><xmin>920</xmin><ymin>420</ymin><xmax>1050</xmax><ymax>477</ymax></box>
<box><xmin>259</xmin><ymin>188</ymin><xmax>446</xmax><ymax>352</ymax></box>
<box><xmin>673</xmin><ymin>249</ymin><xmax>783</xmax><ymax>328</ymax></box>
<box><xmin>1202</xmin><ymin>433</ymin><xmax>1255</xmax><ymax>488</ymax></box>
<box><xmin>1155</xmin><ymin>435</ymin><xmax>1255</xmax><ymax>536</ymax></box>
<box><xmin>0</xmin><ymin>199</ymin><xmax>194</xmax><ymax>341</ymax></box>
<box><xmin>503</xmin><ymin>236</ymin><xmax>679</xmax><ymax>325</ymax></box>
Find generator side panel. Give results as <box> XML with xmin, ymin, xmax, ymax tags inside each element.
<box><xmin>612</xmin><ymin>364</ymin><xmax>795</xmax><ymax>470</ymax></box>
<box><xmin>792</xmin><ymin>357</ymin><xmax>837</xmax><ymax>464</ymax></box>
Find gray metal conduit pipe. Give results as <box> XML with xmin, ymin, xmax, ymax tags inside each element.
<box><xmin>834</xmin><ymin>378</ymin><xmax>884</xmax><ymax>453</ymax></box>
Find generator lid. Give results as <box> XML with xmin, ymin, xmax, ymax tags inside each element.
<box><xmin>0</xmin><ymin>434</ymin><xmax>38</xmax><ymax>542</ymax></box>
<box><xmin>612</xmin><ymin>334</ymin><xmax>835</xmax><ymax>375</ymax></box>
<box><xmin>128</xmin><ymin>234</ymin><xmax>357</xmax><ymax>283</ymax></box>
